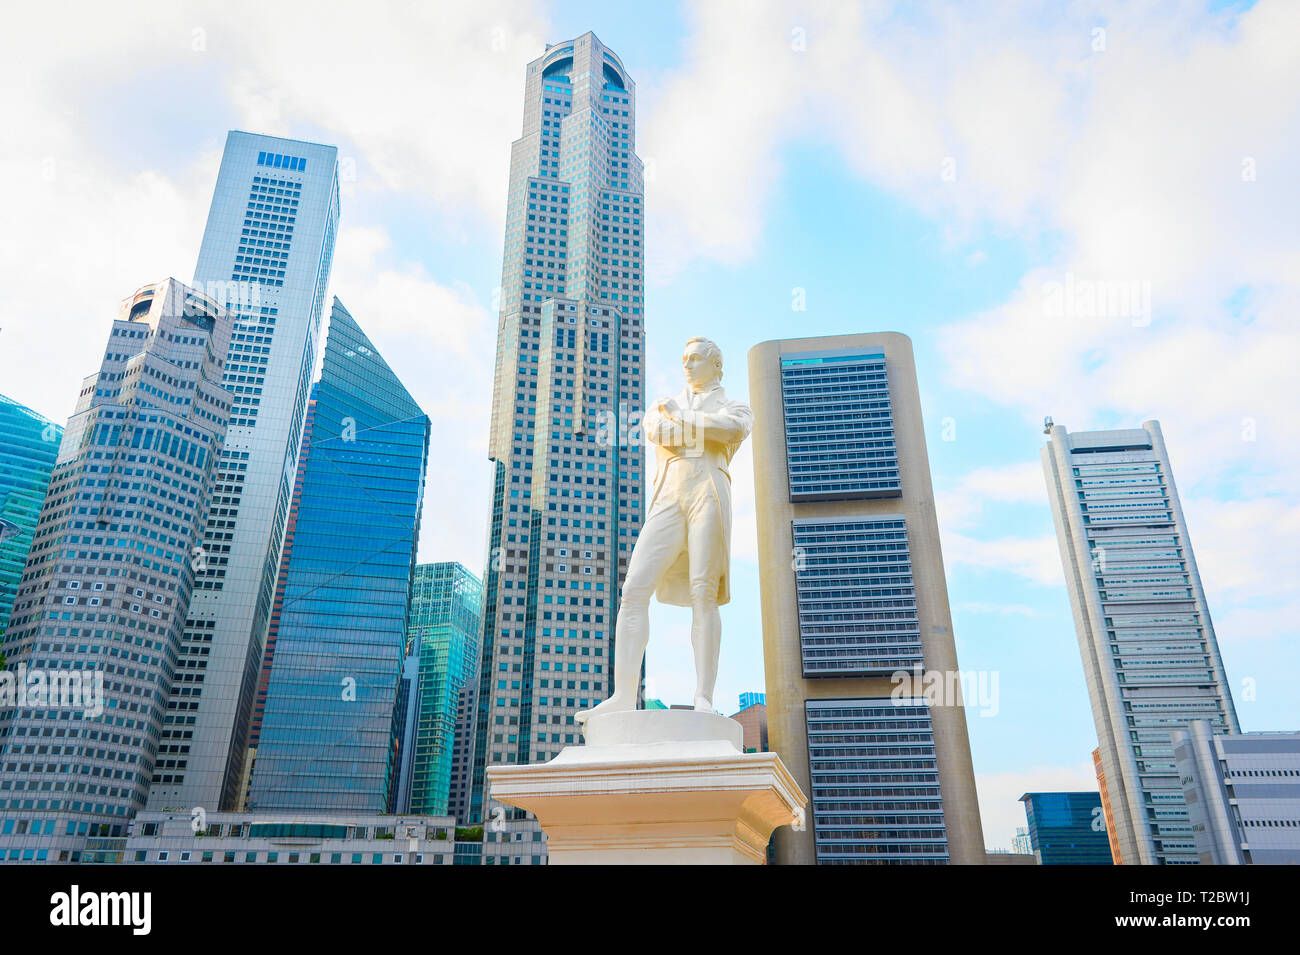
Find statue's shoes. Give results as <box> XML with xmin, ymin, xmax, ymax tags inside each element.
<box><xmin>574</xmin><ymin>695</ymin><xmax>635</xmax><ymax>726</ymax></box>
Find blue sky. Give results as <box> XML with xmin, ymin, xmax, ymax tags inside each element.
<box><xmin>1</xmin><ymin>0</ymin><xmax>1295</xmax><ymax>847</ymax></box>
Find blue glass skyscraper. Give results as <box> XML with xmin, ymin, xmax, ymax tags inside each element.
<box><xmin>0</xmin><ymin>396</ymin><xmax>63</xmax><ymax>639</ymax></box>
<box><xmin>1019</xmin><ymin>792</ymin><xmax>1114</xmax><ymax>865</ymax></box>
<box><xmin>247</xmin><ymin>299</ymin><xmax>430</xmax><ymax>812</ymax></box>
<box><xmin>403</xmin><ymin>562</ymin><xmax>482</xmax><ymax>819</ymax></box>
<box><xmin>243</xmin><ymin>387</ymin><xmax>318</xmax><ymax>809</ymax></box>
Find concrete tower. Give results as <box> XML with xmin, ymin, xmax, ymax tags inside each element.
<box><xmin>749</xmin><ymin>332</ymin><xmax>986</xmax><ymax>865</ymax></box>
<box><xmin>1043</xmin><ymin>420</ymin><xmax>1238</xmax><ymax>864</ymax></box>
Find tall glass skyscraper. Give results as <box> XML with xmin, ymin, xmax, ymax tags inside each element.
<box><xmin>404</xmin><ymin>562</ymin><xmax>482</xmax><ymax>819</ymax></box>
<box><xmin>749</xmin><ymin>333</ymin><xmax>987</xmax><ymax>865</ymax></box>
<box><xmin>247</xmin><ymin>299</ymin><xmax>430</xmax><ymax>812</ymax></box>
<box><xmin>239</xmin><ymin>388</ymin><xmax>318</xmax><ymax>809</ymax></box>
<box><xmin>0</xmin><ymin>279</ymin><xmax>233</xmax><ymax>862</ymax></box>
<box><xmin>471</xmin><ymin>32</ymin><xmax>646</xmax><ymax>863</ymax></box>
<box><xmin>148</xmin><ymin>132</ymin><xmax>340</xmax><ymax>813</ymax></box>
<box><xmin>0</xmin><ymin>395</ymin><xmax>63</xmax><ymax>639</ymax></box>
<box><xmin>1043</xmin><ymin>420</ymin><xmax>1239</xmax><ymax>865</ymax></box>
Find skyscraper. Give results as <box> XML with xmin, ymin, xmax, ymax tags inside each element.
<box><xmin>0</xmin><ymin>395</ymin><xmax>63</xmax><ymax>639</ymax></box>
<box><xmin>0</xmin><ymin>279</ymin><xmax>233</xmax><ymax>862</ymax></box>
<box><xmin>239</xmin><ymin>388</ymin><xmax>318</xmax><ymax>809</ymax></box>
<box><xmin>391</xmin><ymin>636</ymin><xmax>421</xmax><ymax>814</ymax></box>
<box><xmin>471</xmin><ymin>32</ymin><xmax>646</xmax><ymax>864</ymax></box>
<box><xmin>1018</xmin><ymin>792</ymin><xmax>1113</xmax><ymax>865</ymax></box>
<box><xmin>247</xmin><ymin>300</ymin><xmax>430</xmax><ymax>812</ymax></box>
<box><xmin>749</xmin><ymin>333</ymin><xmax>986</xmax><ymax>865</ymax></box>
<box><xmin>1042</xmin><ymin>420</ymin><xmax>1239</xmax><ymax>865</ymax></box>
<box><xmin>148</xmin><ymin>132</ymin><xmax>340</xmax><ymax>813</ymax></box>
<box><xmin>404</xmin><ymin>562</ymin><xmax>483</xmax><ymax>820</ymax></box>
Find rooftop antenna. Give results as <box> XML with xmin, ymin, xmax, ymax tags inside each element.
<box><xmin>1043</xmin><ymin>415</ymin><xmax>1054</xmax><ymax>435</ymax></box>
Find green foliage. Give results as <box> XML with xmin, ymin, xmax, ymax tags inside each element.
<box><xmin>455</xmin><ymin>825</ymin><xmax>483</xmax><ymax>842</ymax></box>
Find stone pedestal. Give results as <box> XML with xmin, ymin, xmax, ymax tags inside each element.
<box><xmin>485</xmin><ymin>709</ymin><xmax>806</xmax><ymax>865</ymax></box>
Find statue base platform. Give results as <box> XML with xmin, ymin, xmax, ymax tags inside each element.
<box><xmin>485</xmin><ymin>708</ymin><xmax>806</xmax><ymax>865</ymax></box>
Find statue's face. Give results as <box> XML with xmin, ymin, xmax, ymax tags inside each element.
<box><xmin>682</xmin><ymin>341</ymin><xmax>720</xmax><ymax>389</ymax></box>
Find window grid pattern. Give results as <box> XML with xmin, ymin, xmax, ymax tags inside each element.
<box><xmin>0</xmin><ymin>396</ymin><xmax>63</xmax><ymax>639</ymax></box>
<box><xmin>155</xmin><ymin>133</ymin><xmax>339</xmax><ymax>814</ymax></box>
<box><xmin>0</xmin><ymin>280</ymin><xmax>232</xmax><ymax>861</ymax></box>
<box><xmin>405</xmin><ymin>562</ymin><xmax>482</xmax><ymax>820</ymax></box>
<box><xmin>247</xmin><ymin>301</ymin><xmax>430</xmax><ymax>813</ymax></box>
<box><xmin>792</xmin><ymin>517</ymin><xmax>922</xmax><ymax>677</ymax></box>
<box><xmin>805</xmin><ymin>698</ymin><xmax>949</xmax><ymax>865</ymax></box>
<box><xmin>780</xmin><ymin>353</ymin><xmax>900</xmax><ymax>501</ymax></box>
<box><xmin>1073</xmin><ymin>454</ymin><xmax>1232</xmax><ymax>862</ymax></box>
<box><xmin>473</xmin><ymin>34</ymin><xmax>644</xmax><ymax>864</ymax></box>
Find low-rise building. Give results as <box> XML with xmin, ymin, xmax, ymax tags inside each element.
<box><xmin>1173</xmin><ymin>720</ymin><xmax>1300</xmax><ymax>864</ymax></box>
<box><xmin>124</xmin><ymin>811</ymin><xmax>457</xmax><ymax>865</ymax></box>
<box><xmin>731</xmin><ymin>701</ymin><xmax>768</xmax><ymax>754</ymax></box>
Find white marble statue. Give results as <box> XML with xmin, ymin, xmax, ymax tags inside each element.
<box><xmin>575</xmin><ymin>337</ymin><xmax>753</xmax><ymax>725</ymax></box>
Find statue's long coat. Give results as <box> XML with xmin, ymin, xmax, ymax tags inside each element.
<box><xmin>641</xmin><ymin>385</ymin><xmax>753</xmax><ymax>607</ymax></box>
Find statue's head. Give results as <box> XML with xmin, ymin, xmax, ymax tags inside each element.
<box><xmin>682</xmin><ymin>337</ymin><xmax>723</xmax><ymax>390</ymax></box>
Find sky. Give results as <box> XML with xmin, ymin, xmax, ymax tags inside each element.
<box><xmin>1</xmin><ymin>0</ymin><xmax>1296</xmax><ymax>851</ymax></box>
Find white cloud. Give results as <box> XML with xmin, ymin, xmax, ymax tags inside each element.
<box><xmin>640</xmin><ymin>0</ymin><xmax>809</xmax><ymax>278</ymax></box>
<box><xmin>953</xmin><ymin>461</ymin><xmax>1047</xmax><ymax>506</ymax></box>
<box><xmin>0</xmin><ymin>148</ymin><xmax>217</xmax><ymax>423</ymax></box>
<box><xmin>1215</xmin><ymin>601</ymin><xmax>1300</xmax><ymax>645</ymax></box>
<box><xmin>1184</xmin><ymin>496</ymin><xmax>1300</xmax><ymax>598</ymax></box>
<box><xmin>644</xmin><ymin>1</ymin><xmax>1297</xmax><ymax>464</ymax></box>
<box><xmin>332</xmin><ymin>226</ymin><xmax>490</xmax><ymax>361</ymax></box>
<box><xmin>944</xmin><ymin>532</ymin><xmax>1063</xmax><ymax>588</ymax></box>
<box><xmin>326</xmin><ymin>224</ymin><xmax>499</xmax><ymax>571</ymax></box>
<box><xmin>935</xmin><ymin>461</ymin><xmax>1062</xmax><ymax>587</ymax></box>
<box><xmin>939</xmin><ymin>280</ymin><xmax>1300</xmax><ymax>493</ymax></box>
<box><xmin>0</xmin><ymin>1</ymin><xmax>554</xmax><ymax>574</ymax></box>
<box><xmin>212</xmin><ymin>1</ymin><xmax>550</xmax><ymax>224</ymax></box>
<box><xmin>935</xmin><ymin>460</ymin><xmax>1048</xmax><ymax>531</ymax></box>
<box><xmin>645</xmin><ymin>0</ymin><xmax>1298</xmax><ymax>635</ymax></box>
<box><xmin>1182</xmin><ymin>495</ymin><xmax>1300</xmax><ymax>648</ymax></box>
<box><xmin>646</xmin><ymin>1</ymin><xmax>1299</xmax><ymax>278</ymax></box>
